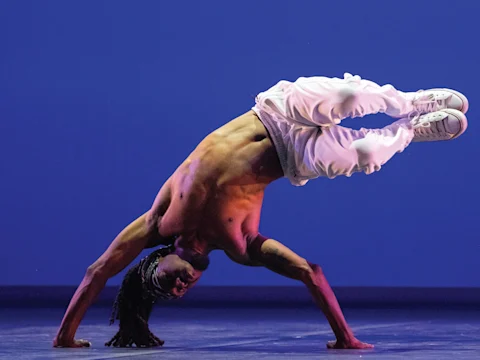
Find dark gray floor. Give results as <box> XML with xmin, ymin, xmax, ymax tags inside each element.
<box><xmin>1</xmin><ymin>307</ymin><xmax>479</xmax><ymax>359</ymax></box>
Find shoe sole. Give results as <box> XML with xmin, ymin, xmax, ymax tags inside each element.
<box><xmin>431</xmin><ymin>88</ymin><xmax>469</xmax><ymax>114</ymax></box>
<box><xmin>442</xmin><ymin>108</ymin><xmax>468</xmax><ymax>140</ymax></box>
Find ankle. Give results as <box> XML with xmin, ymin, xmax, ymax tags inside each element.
<box><xmin>337</xmin><ymin>331</ymin><xmax>356</xmax><ymax>344</ymax></box>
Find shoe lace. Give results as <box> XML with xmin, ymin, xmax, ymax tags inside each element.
<box><xmin>408</xmin><ymin>111</ymin><xmax>431</xmax><ymax>128</ymax></box>
<box><xmin>409</xmin><ymin>112</ymin><xmax>448</xmax><ymax>138</ymax></box>
<box><xmin>412</xmin><ymin>91</ymin><xmax>448</xmax><ymax>115</ymax></box>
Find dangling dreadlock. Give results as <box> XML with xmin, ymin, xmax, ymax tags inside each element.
<box><xmin>105</xmin><ymin>244</ymin><xmax>176</xmax><ymax>348</ymax></box>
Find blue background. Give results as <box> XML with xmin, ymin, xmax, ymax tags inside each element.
<box><xmin>1</xmin><ymin>0</ymin><xmax>479</xmax><ymax>287</ymax></box>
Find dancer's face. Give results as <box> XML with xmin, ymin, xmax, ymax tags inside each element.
<box><xmin>156</xmin><ymin>254</ymin><xmax>202</xmax><ymax>298</ymax></box>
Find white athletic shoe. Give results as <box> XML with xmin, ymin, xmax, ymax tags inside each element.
<box><xmin>411</xmin><ymin>88</ymin><xmax>469</xmax><ymax>115</ymax></box>
<box><xmin>411</xmin><ymin>109</ymin><xmax>468</xmax><ymax>142</ymax></box>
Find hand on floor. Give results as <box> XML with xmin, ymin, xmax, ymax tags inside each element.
<box><xmin>53</xmin><ymin>337</ymin><xmax>91</xmax><ymax>348</ymax></box>
<box><xmin>327</xmin><ymin>338</ymin><xmax>374</xmax><ymax>350</ymax></box>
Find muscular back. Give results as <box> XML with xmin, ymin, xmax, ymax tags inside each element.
<box><xmin>153</xmin><ymin>111</ymin><xmax>283</xmax><ymax>256</ymax></box>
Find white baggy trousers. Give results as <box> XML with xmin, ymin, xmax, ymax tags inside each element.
<box><xmin>252</xmin><ymin>73</ymin><xmax>417</xmax><ymax>186</ymax></box>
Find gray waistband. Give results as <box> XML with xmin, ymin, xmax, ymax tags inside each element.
<box><xmin>252</xmin><ymin>106</ymin><xmax>289</xmax><ymax>178</ymax></box>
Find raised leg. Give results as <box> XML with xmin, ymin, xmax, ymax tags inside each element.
<box><xmin>246</xmin><ymin>235</ymin><xmax>373</xmax><ymax>349</ymax></box>
<box><xmin>304</xmin><ymin>117</ymin><xmax>415</xmax><ymax>179</ymax></box>
<box><xmin>255</xmin><ymin>73</ymin><xmax>417</xmax><ymax>127</ymax></box>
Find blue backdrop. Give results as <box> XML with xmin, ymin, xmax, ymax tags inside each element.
<box><xmin>1</xmin><ymin>0</ymin><xmax>479</xmax><ymax>288</ymax></box>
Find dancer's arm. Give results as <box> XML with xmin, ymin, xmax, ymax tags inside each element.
<box><xmin>53</xmin><ymin>213</ymin><xmax>161</xmax><ymax>347</ymax></box>
<box><xmin>247</xmin><ymin>235</ymin><xmax>373</xmax><ymax>350</ymax></box>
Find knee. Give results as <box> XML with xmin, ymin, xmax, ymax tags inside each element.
<box><xmin>333</xmin><ymin>86</ymin><xmax>359</xmax><ymax>119</ymax></box>
<box><xmin>350</xmin><ymin>135</ymin><xmax>382</xmax><ymax>173</ymax></box>
<box><xmin>336</xmin><ymin>86</ymin><xmax>359</xmax><ymax>111</ymax></box>
<box><xmin>337</xmin><ymin>86</ymin><xmax>357</xmax><ymax>104</ymax></box>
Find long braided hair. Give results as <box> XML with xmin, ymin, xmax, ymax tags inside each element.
<box><xmin>105</xmin><ymin>245</ymin><xmax>176</xmax><ymax>348</ymax></box>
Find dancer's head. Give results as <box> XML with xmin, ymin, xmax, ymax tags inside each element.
<box><xmin>105</xmin><ymin>246</ymin><xmax>208</xmax><ymax>348</ymax></box>
<box><xmin>153</xmin><ymin>253</ymin><xmax>204</xmax><ymax>298</ymax></box>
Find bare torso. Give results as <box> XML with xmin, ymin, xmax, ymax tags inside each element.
<box><xmin>151</xmin><ymin>111</ymin><xmax>283</xmax><ymax>261</ymax></box>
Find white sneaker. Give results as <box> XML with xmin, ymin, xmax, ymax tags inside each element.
<box><xmin>411</xmin><ymin>88</ymin><xmax>469</xmax><ymax>115</ymax></box>
<box><xmin>411</xmin><ymin>109</ymin><xmax>468</xmax><ymax>142</ymax></box>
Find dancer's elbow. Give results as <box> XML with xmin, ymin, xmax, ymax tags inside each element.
<box><xmin>85</xmin><ymin>262</ymin><xmax>110</xmax><ymax>282</ymax></box>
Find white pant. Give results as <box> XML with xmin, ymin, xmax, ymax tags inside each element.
<box><xmin>252</xmin><ymin>73</ymin><xmax>416</xmax><ymax>185</ymax></box>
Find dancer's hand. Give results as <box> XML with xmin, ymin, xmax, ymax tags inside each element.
<box><xmin>327</xmin><ymin>338</ymin><xmax>374</xmax><ymax>349</ymax></box>
<box><xmin>53</xmin><ymin>337</ymin><xmax>91</xmax><ymax>348</ymax></box>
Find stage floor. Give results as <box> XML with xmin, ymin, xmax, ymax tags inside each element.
<box><xmin>1</xmin><ymin>307</ymin><xmax>479</xmax><ymax>359</ymax></box>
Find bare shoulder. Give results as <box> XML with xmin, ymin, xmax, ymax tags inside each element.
<box><xmin>149</xmin><ymin>176</ymin><xmax>173</xmax><ymax>218</ymax></box>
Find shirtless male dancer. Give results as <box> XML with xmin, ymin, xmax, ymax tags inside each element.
<box><xmin>53</xmin><ymin>73</ymin><xmax>469</xmax><ymax>350</ymax></box>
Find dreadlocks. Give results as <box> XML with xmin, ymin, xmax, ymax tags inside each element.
<box><xmin>105</xmin><ymin>245</ymin><xmax>176</xmax><ymax>348</ymax></box>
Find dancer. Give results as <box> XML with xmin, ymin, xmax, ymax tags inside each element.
<box><xmin>53</xmin><ymin>73</ymin><xmax>468</xmax><ymax>349</ymax></box>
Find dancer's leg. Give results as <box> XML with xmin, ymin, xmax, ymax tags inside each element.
<box><xmin>306</xmin><ymin>108</ymin><xmax>468</xmax><ymax>179</ymax></box>
<box><xmin>255</xmin><ymin>73</ymin><xmax>468</xmax><ymax>127</ymax></box>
